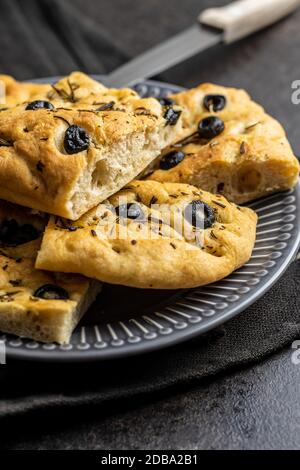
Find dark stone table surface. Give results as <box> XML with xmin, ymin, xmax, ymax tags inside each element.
<box><xmin>1</xmin><ymin>0</ymin><xmax>300</xmax><ymax>449</ymax></box>
<box><xmin>8</xmin><ymin>347</ymin><xmax>300</xmax><ymax>450</ymax></box>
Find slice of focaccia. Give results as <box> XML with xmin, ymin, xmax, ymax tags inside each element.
<box><xmin>36</xmin><ymin>180</ymin><xmax>257</xmax><ymax>290</ymax></box>
<box><xmin>0</xmin><ymin>201</ymin><xmax>101</xmax><ymax>344</ymax></box>
<box><xmin>146</xmin><ymin>83</ymin><xmax>299</xmax><ymax>204</ymax></box>
<box><xmin>0</xmin><ymin>72</ymin><xmax>183</xmax><ymax>219</ymax></box>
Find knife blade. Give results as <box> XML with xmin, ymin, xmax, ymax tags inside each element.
<box><xmin>105</xmin><ymin>0</ymin><xmax>300</xmax><ymax>88</ymax></box>
<box><xmin>106</xmin><ymin>24</ymin><xmax>221</xmax><ymax>89</ymax></box>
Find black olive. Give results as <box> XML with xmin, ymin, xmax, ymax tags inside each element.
<box><xmin>198</xmin><ymin>116</ymin><xmax>225</xmax><ymax>140</ymax></box>
<box><xmin>116</xmin><ymin>203</ymin><xmax>144</xmax><ymax>221</ymax></box>
<box><xmin>64</xmin><ymin>125</ymin><xmax>90</xmax><ymax>154</ymax></box>
<box><xmin>164</xmin><ymin>108</ymin><xmax>182</xmax><ymax>126</ymax></box>
<box><xmin>203</xmin><ymin>94</ymin><xmax>226</xmax><ymax>112</ymax></box>
<box><xmin>26</xmin><ymin>100</ymin><xmax>54</xmax><ymax>111</ymax></box>
<box><xmin>33</xmin><ymin>284</ymin><xmax>69</xmax><ymax>300</ymax></box>
<box><xmin>0</xmin><ymin>219</ymin><xmax>40</xmax><ymax>246</ymax></box>
<box><xmin>184</xmin><ymin>201</ymin><xmax>215</xmax><ymax>229</ymax></box>
<box><xmin>160</xmin><ymin>150</ymin><xmax>185</xmax><ymax>170</ymax></box>
<box><xmin>158</xmin><ymin>97</ymin><xmax>176</xmax><ymax>107</ymax></box>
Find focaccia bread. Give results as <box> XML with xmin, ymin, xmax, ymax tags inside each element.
<box><xmin>0</xmin><ymin>201</ymin><xmax>101</xmax><ymax>344</ymax></box>
<box><xmin>146</xmin><ymin>83</ymin><xmax>299</xmax><ymax>204</ymax></box>
<box><xmin>0</xmin><ymin>73</ymin><xmax>183</xmax><ymax>219</ymax></box>
<box><xmin>36</xmin><ymin>180</ymin><xmax>257</xmax><ymax>289</ymax></box>
<box><xmin>0</xmin><ymin>72</ymin><xmax>107</xmax><ymax>109</ymax></box>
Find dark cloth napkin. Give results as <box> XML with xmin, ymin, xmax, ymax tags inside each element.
<box><xmin>0</xmin><ymin>260</ymin><xmax>299</xmax><ymax>446</ymax></box>
<box><xmin>0</xmin><ymin>0</ymin><xmax>299</xmax><ymax>446</ymax></box>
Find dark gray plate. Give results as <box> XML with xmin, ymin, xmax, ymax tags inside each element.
<box><xmin>2</xmin><ymin>77</ymin><xmax>300</xmax><ymax>362</ymax></box>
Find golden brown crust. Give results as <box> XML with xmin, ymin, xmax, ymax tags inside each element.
<box><xmin>0</xmin><ymin>74</ymin><xmax>52</xmax><ymax>109</ymax></box>
<box><xmin>147</xmin><ymin>83</ymin><xmax>299</xmax><ymax>203</ymax></box>
<box><xmin>0</xmin><ymin>72</ymin><xmax>108</xmax><ymax>109</ymax></box>
<box><xmin>0</xmin><ymin>201</ymin><xmax>101</xmax><ymax>344</ymax></box>
<box><xmin>36</xmin><ymin>180</ymin><xmax>257</xmax><ymax>289</ymax></box>
<box><xmin>0</xmin><ymin>73</ymin><xmax>183</xmax><ymax>219</ymax></box>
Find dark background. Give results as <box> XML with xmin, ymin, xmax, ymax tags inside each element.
<box><xmin>0</xmin><ymin>0</ymin><xmax>300</xmax><ymax>450</ymax></box>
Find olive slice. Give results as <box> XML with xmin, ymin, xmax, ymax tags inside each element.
<box><xmin>198</xmin><ymin>116</ymin><xmax>225</xmax><ymax>140</ymax></box>
<box><xmin>26</xmin><ymin>100</ymin><xmax>54</xmax><ymax>111</ymax></box>
<box><xmin>184</xmin><ymin>201</ymin><xmax>215</xmax><ymax>229</ymax></box>
<box><xmin>64</xmin><ymin>125</ymin><xmax>90</xmax><ymax>154</ymax></box>
<box><xmin>159</xmin><ymin>150</ymin><xmax>185</xmax><ymax>170</ymax></box>
<box><xmin>33</xmin><ymin>284</ymin><xmax>69</xmax><ymax>300</ymax></box>
<box><xmin>203</xmin><ymin>94</ymin><xmax>226</xmax><ymax>112</ymax></box>
<box><xmin>164</xmin><ymin>108</ymin><xmax>182</xmax><ymax>126</ymax></box>
<box><xmin>116</xmin><ymin>203</ymin><xmax>144</xmax><ymax>221</ymax></box>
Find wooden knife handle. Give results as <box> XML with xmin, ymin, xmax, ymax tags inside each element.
<box><xmin>199</xmin><ymin>0</ymin><xmax>300</xmax><ymax>43</ymax></box>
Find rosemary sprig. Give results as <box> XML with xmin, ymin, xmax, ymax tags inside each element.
<box><xmin>93</xmin><ymin>101</ymin><xmax>115</xmax><ymax>112</ymax></box>
<box><xmin>53</xmin><ymin>115</ymin><xmax>71</xmax><ymax>126</ymax></box>
<box><xmin>51</xmin><ymin>79</ymin><xmax>80</xmax><ymax>103</ymax></box>
<box><xmin>172</xmin><ymin>131</ymin><xmax>200</xmax><ymax>148</ymax></box>
<box><xmin>212</xmin><ymin>200</ymin><xmax>226</xmax><ymax>209</ymax></box>
<box><xmin>245</xmin><ymin>121</ymin><xmax>261</xmax><ymax>132</ymax></box>
<box><xmin>210</xmin><ymin>230</ymin><xmax>218</xmax><ymax>240</ymax></box>
<box><xmin>0</xmin><ymin>291</ymin><xmax>22</xmax><ymax>302</ymax></box>
<box><xmin>149</xmin><ymin>196</ymin><xmax>158</xmax><ymax>205</ymax></box>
